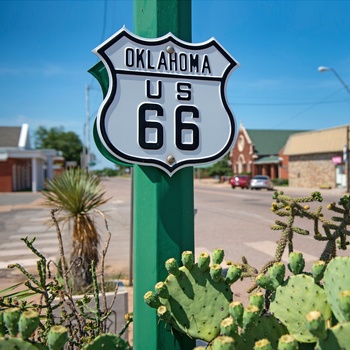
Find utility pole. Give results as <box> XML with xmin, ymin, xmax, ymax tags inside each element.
<box><xmin>347</xmin><ymin>126</ymin><xmax>350</xmax><ymax>193</ymax></box>
<box><xmin>85</xmin><ymin>84</ymin><xmax>90</xmax><ymax>171</ymax></box>
<box><xmin>318</xmin><ymin>66</ymin><xmax>350</xmax><ymax>192</ymax></box>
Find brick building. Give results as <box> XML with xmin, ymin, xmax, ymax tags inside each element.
<box><xmin>230</xmin><ymin>124</ymin><xmax>305</xmax><ymax>180</ymax></box>
<box><xmin>283</xmin><ymin>125</ymin><xmax>349</xmax><ymax>188</ymax></box>
<box><xmin>0</xmin><ymin>124</ymin><xmax>61</xmax><ymax>192</ymax></box>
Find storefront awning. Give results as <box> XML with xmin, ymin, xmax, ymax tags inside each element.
<box><xmin>254</xmin><ymin>156</ymin><xmax>281</xmax><ymax>165</ymax></box>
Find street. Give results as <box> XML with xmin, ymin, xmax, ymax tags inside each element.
<box><xmin>0</xmin><ymin>177</ymin><xmax>348</xmax><ymax>298</ymax></box>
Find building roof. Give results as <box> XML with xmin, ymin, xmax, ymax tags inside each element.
<box><xmin>0</xmin><ymin>124</ymin><xmax>30</xmax><ymax>149</ymax></box>
<box><xmin>0</xmin><ymin>127</ymin><xmax>21</xmax><ymax>147</ymax></box>
<box><xmin>284</xmin><ymin>125</ymin><xmax>348</xmax><ymax>155</ymax></box>
<box><xmin>247</xmin><ymin>129</ymin><xmax>307</xmax><ymax>155</ymax></box>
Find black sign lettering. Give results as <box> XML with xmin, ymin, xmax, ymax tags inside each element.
<box><xmin>138</xmin><ymin>103</ymin><xmax>164</xmax><ymax>150</ymax></box>
<box><xmin>157</xmin><ymin>51</ymin><xmax>167</xmax><ymax>70</ymax></box>
<box><xmin>189</xmin><ymin>54</ymin><xmax>199</xmax><ymax>73</ymax></box>
<box><xmin>176</xmin><ymin>82</ymin><xmax>192</xmax><ymax>101</ymax></box>
<box><xmin>146</xmin><ymin>80</ymin><xmax>162</xmax><ymax>99</ymax></box>
<box><xmin>146</xmin><ymin>50</ymin><xmax>155</xmax><ymax>69</ymax></box>
<box><xmin>175</xmin><ymin>105</ymin><xmax>200</xmax><ymax>151</ymax></box>
<box><xmin>202</xmin><ymin>55</ymin><xmax>211</xmax><ymax>74</ymax></box>
<box><xmin>169</xmin><ymin>52</ymin><xmax>178</xmax><ymax>71</ymax></box>
<box><xmin>136</xmin><ymin>48</ymin><xmax>145</xmax><ymax>68</ymax></box>
<box><xmin>125</xmin><ymin>48</ymin><xmax>134</xmax><ymax>67</ymax></box>
<box><xmin>124</xmin><ymin>47</ymin><xmax>212</xmax><ymax>75</ymax></box>
<box><xmin>179</xmin><ymin>53</ymin><xmax>188</xmax><ymax>72</ymax></box>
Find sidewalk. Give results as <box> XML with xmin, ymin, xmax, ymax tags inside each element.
<box><xmin>0</xmin><ymin>193</ymin><xmax>44</xmax><ymax>212</ymax></box>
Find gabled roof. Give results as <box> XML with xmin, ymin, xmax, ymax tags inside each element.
<box><xmin>284</xmin><ymin>125</ymin><xmax>348</xmax><ymax>155</ymax></box>
<box><xmin>0</xmin><ymin>127</ymin><xmax>21</xmax><ymax>147</ymax></box>
<box><xmin>247</xmin><ymin>129</ymin><xmax>307</xmax><ymax>155</ymax></box>
<box><xmin>0</xmin><ymin>124</ymin><xmax>30</xmax><ymax>149</ymax></box>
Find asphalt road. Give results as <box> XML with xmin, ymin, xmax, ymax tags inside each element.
<box><xmin>0</xmin><ymin>177</ymin><xmax>348</xmax><ymax>299</ymax></box>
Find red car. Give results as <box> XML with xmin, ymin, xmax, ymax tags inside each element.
<box><xmin>229</xmin><ymin>175</ymin><xmax>251</xmax><ymax>189</ymax></box>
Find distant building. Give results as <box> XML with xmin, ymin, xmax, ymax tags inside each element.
<box><xmin>284</xmin><ymin>125</ymin><xmax>349</xmax><ymax>188</ymax></box>
<box><xmin>0</xmin><ymin>124</ymin><xmax>63</xmax><ymax>192</ymax></box>
<box><xmin>230</xmin><ymin>124</ymin><xmax>306</xmax><ymax>179</ymax></box>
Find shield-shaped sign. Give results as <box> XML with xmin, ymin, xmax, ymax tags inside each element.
<box><xmin>93</xmin><ymin>28</ymin><xmax>239</xmax><ymax>176</ymax></box>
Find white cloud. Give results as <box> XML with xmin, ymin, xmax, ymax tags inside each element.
<box><xmin>0</xmin><ymin>64</ymin><xmax>66</xmax><ymax>77</ymax></box>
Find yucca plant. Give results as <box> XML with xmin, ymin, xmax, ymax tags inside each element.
<box><xmin>42</xmin><ymin>168</ymin><xmax>109</xmax><ymax>293</ymax></box>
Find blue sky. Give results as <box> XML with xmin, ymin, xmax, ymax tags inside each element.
<box><xmin>1</xmin><ymin>0</ymin><xmax>350</xmax><ymax>169</ymax></box>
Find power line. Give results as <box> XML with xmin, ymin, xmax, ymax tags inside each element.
<box><xmin>273</xmin><ymin>87</ymin><xmax>347</xmax><ymax>127</ymax></box>
<box><xmin>100</xmin><ymin>0</ymin><xmax>108</xmax><ymax>43</ymax></box>
<box><xmin>88</xmin><ymin>0</ymin><xmax>108</xmax><ymax>88</ymax></box>
<box><xmin>231</xmin><ymin>99</ymin><xmax>347</xmax><ymax>106</ymax></box>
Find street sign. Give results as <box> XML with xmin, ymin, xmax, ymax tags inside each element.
<box><xmin>93</xmin><ymin>28</ymin><xmax>239</xmax><ymax>175</ymax></box>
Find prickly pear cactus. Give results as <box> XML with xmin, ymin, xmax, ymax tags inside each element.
<box><xmin>315</xmin><ymin>322</ymin><xmax>350</xmax><ymax>350</ymax></box>
<box><xmin>277</xmin><ymin>334</ymin><xmax>298</xmax><ymax>350</ymax></box>
<box><xmin>211</xmin><ymin>335</ymin><xmax>236</xmax><ymax>350</ymax></box>
<box><xmin>305</xmin><ymin>309</ymin><xmax>350</xmax><ymax>349</ymax></box>
<box><xmin>82</xmin><ymin>333</ymin><xmax>131</xmax><ymax>349</ymax></box>
<box><xmin>254</xmin><ymin>338</ymin><xmax>273</xmax><ymax>350</ymax></box>
<box><xmin>3</xmin><ymin>308</ymin><xmax>21</xmax><ymax>337</ymax></box>
<box><xmin>238</xmin><ymin>314</ymin><xmax>288</xmax><ymax>350</ymax></box>
<box><xmin>323</xmin><ymin>256</ymin><xmax>350</xmax><ymax>323</ymax></box>
<box><xmin>47</xmin><ymin>325</ymin><xmax>68</xmax><ymax>350</ymax></box>
<box><xmin>19</xmin><ymin>311</ymin><xmax>40</xmax><ymax>341</ymax></box>
<box><xmin>270</xmin><ymin>273</ymin><xmax>331</xmax><ymax>343</ymax></box>
<box><xmin>0</xmin><ymin>337</ymin><xmax>40</xmax><ymax>350</ymax></box>
<box><xmin>145</xmin><ymin>250</ymin><xmax>234</xmax><ymax>342</ymax></box>
<box><xmin>0</xmin><ymin>308</ymin><xmax>67</xmax><ymax>350</ymax></box>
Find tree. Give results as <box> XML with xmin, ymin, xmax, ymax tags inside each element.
<box><xmin>34</xmin><ymin>126</ymin><xmax>83</xmax><ymax>164</ymax></box>
<box><xmin>206</xmin><ymin>153</ymin><xmax>233</xmax><ymax>177</ymax></box>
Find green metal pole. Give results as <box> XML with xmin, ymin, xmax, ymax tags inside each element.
<box><xmin>133</xmin><ymin>1</ymin><xmax>195</xmax><ymax>349</ymax></box>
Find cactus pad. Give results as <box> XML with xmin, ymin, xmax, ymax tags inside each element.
<box><xmin>316</xmin><ymin>322</ymin><xmax>350</xmax><ymax>350</ymax></box>
<box><xmin>270</xmin><ymin>274</ymin><xmax>331</xmax><ymax>343</ymax></box>
<box><xmin>211</xmin><ymin>335</ymin><xmax>236</xmax><ymax>350</ymax></box>
<box><xmin>254</xmin><ymin>338</ymin><xmax>273</xmax><ymax>350</ymax></box>
<box><xmin>0</xmin><ymin>338</ymin><xmax>39</xmax><ymax>350</ymax></box>
<box><xmin>323</xmin><ymin>256</ymin><xmax>350</xmax><ymax>323</ymax></box>
<box><xmin>161</xmin><ymin>263</ymin><xmax>232</xmax><ymax>341</ymax></box>
<box><xmin>82</xmin><ymin>333</ymin><xmax>131</xmax><ymax>349</ymax></box>
<box><xmin>145</xmin><ymin>251</ymin><xmax>233</xmax><ymax>342</ymax></box>
<box><xmin>3</xmin><ymin>308</ymin><xmax>21</xmax><ymax>337</ymax></box>
<box><xmin>18</xmin><ymin>310</ymin><xmax>40</xmax><ymax>340</ymax></box>
<box><xmin>237</xmin><ymin>314</ymin><xmax>288</xmax><ymax>350</ymax></box>
<box><xmin>47</xmin><ymin>326</ymin><xmax>68</xmax><ymax>350</ymax></box>
<box><xmin>0</xmin><ymin>309</ymin><xmax>68</xmax><ymax>350</ymax></box>
<box><xmin>277</xmin><ymin>334</ymin><xmax>298</xmax><ymax>350</ymax></box>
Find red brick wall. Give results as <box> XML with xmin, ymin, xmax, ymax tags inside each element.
<box><xmin>279</xmin><ymin>147</ymin><xmax>289</xmax><ymax>180</ymax></box>
<box><xmin>0</xmin><ymin>159</ymin><xmax>32</xmax><ymax>192</ymax></box>
<box><xmin>230</xmin><ymin>129</ymin><xmax>253</xmax><ymax>174</ymax></box>
<box><xmin>0</xmin><ymin>159</ymin><xmax>14</xmax><ymax>192</ymax></box>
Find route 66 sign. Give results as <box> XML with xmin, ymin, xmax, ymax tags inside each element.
<box><xmin>93</xmin><ymin>28</ymin><xmax>239</xmax><ymax>176</ymax></box>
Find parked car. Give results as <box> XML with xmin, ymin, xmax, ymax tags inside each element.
<box><xmin>229</xmin><ymin>175</ymin><xmax>251</xmax><ymax>189</ymax></box>
<box><xmin>250</xmin><ymin>175</ymin><xmax>273</xmax><ymax>190</ymax></box>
